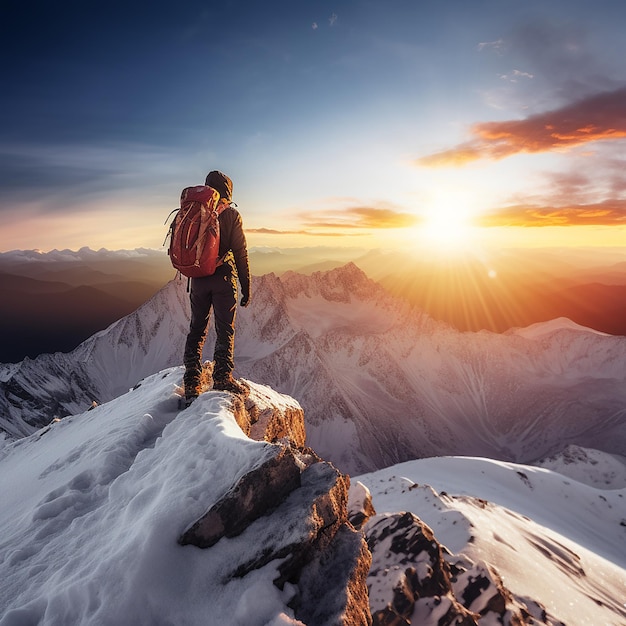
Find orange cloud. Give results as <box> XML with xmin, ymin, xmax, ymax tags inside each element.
<box><xmin>418</xmin><ymin>86</ymin><xmax>626</xmax><ymax>167</ymax></box>
<box><xmin>246</xmin><ymin>227</ymin><xmax>350</xmax><ymax>237</ymax></box>
<box><xmin>477</xmin><ymin>199</ymin><xmax>626</xmax><ymax>227</ymax></box>
<box><xmin>246</xmin><ymin>228</ymin><xmax>307</xmax><ymax>235</ymax></box>
<box><xmin>301</xmin><ymin>206</ymin><xmax>421</xmax><ymax>230</ymax></box>
<box><xmin>249</xmin><ymin>206</ymin><xmax>421</xmax><ymax>237</ymax></box>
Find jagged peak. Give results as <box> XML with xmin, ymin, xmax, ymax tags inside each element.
<box><xmin>279</xmin><ymin>262</ymin><xmax>384</xmax><ymax>304</ymax></box>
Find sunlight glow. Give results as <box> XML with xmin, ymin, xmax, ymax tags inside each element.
<box><xmin>421</xmin><ymin>213</ymin><xmax>472</xmax><ymax>249</ymax></box>
<box><xmin>418</xmin><ymin>189</ymin><xmax>483</xmax><ymax>253</ymax></box>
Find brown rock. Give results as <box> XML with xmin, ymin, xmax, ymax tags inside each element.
<box><xmin>348</xmin><ymin>481</ymin><xmax>377</xmax><ymax>530</ymax></box>
<box><xmin>179</xmin><ymin>445</ymin><xmax>301</xmax><ymax>548</ymax></box>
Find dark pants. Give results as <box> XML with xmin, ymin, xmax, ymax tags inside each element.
<box><xmin>183</xmin><ymin>267</ymin><xmax>237</xmax><ymax>385</ymax></box>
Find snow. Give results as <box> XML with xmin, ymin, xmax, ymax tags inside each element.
<box><xmin>286</xmin><ymin>293</ymin><xmax>396</xmax><ymax>338</ymax></box>
<box><xmin>0</xmin><ymin>368</ymin><xmax>304</xmax><ymax>625</ymax></box>
<box><xmin>4</xmin><ymin>267</ymin><xmax>626</xmax><ymax>475</ymax></box>
<box><xmin>0</xmin><ymin>363</ymin><xmax>19</xmax><ymax>383</ymax></box>
<box><xmin>357</xmin><ymin>455</ymin><xmax>626</xmax><ymax>626</ymax></box>
<box><xmin>1</xmin><ymin>362</ymin><xmax>625</xmax><ymax>624</ymax></box>
<box><xmin>0</xmin><ymin>247</ymin><xmax>163</xmax><ymax>263</ymax></box>
<box><xmin>535</xmin><ymin>444</ymin><xmax>626</xmax><ymax>489</ymax></box>
<box><xmin>511</xmin><ymin>316</ymin><xmax>609</xmax><ymax>339</ymax></box>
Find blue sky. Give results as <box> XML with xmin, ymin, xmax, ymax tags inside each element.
<box><xmin>1</xmin><ymin>0</ymin><xmax>625</xmax><ymax>252</ymax></box>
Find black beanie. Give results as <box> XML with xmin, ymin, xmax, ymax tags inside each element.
<box><xmin>205</xmin><ymin>170</ymin><xmax>233</xmax><ymax>200</ymax></box>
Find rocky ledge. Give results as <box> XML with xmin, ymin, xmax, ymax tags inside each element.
<box><xmin>181</xmin><ymin>375</ymin><xmax>564</xmax><ymax>626</ymax></box>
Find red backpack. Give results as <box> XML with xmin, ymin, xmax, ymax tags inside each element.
<box><xmin>167</xmin><ymin>185</ymin><xmax>229</xmax><ymax>278</ymax></box>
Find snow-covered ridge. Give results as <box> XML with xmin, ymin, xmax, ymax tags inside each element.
<box><xmin>0</xmin><ymin>278</ymin><xmax>189</xmax><ymax>438</ymax></box>
<box><xmin>0</xmin><ymin>369</ymin><xmax>347</xmax><ymax>625</ymax></box>
<box><xmin>1</xmin><ymin>366</ymin><xmax>624</xmax><ymax>625</ymax></box>
<box><xmin>535</xmin><ymin>444</ymin><xmax>626</xmax><ymax>489</ymax></box>
<box><xmin>357</xmin><ymin>454</ymin><xmax>626</xmax><ymax>625</ymax></box>
<box><xmin>510</xmin><ymin>316</ymin><xmax>609</xmax><ymax>339</ymax></box>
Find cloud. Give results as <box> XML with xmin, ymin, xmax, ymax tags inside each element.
<box><xmin>477</xmin><ymin>199</ymin><xmax>626</xmax><ymax>227</ymax></box>
<box><xmin>301</xmin><ymin>206</ymin><xmax>421</xmax><ymax>230</ymax></box>
<box><xmin>312</xmin><ymin>22</ymin><xmax>318</xmax><ymax>30</ymax></box>
<box><xmin>246</xmin><ymin>228</ymin><xmax>308</xmax><ymax>235</ymax></box>
<box><xmin>247</xmin><ymin>206</ymin><xmax>419</xmax><ymax>237</ymax></box>
<box><xmin>418</xmin><ymin>86</ymin><xmax>626</xmax><ymax>167</ymax></box>
<box><xmin>246</xmin><ymin>227</ymin><xmax>354</xmax><ymax>238</ymax></box>
<box><xmin>477</xmin><ymin>39</ymin><xmax>505</xmax><ymax>54</ymax></box>
<box><xmin>329</xmin><ymin>13</ymin><xmax>338</xmax><ymax>27</ymax></box>
<box><xmin>499</xmin><ymin>69</ymin><xmax>534</xmax><ymax>83</ymax></box>
<box><xmin>0</xmin><ymin>141</ymin><xmax>188</xmax><ymax>213</ymax></box>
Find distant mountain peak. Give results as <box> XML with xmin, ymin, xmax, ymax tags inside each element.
<box><xmin>511</xmin><ymin>316</ymin><xmax>609</xmax><ymax>339</ymax></box>
<box><xmin>280</xmin><ymin>261</ymin><xmax>384</xmax><ymax>304</ymax></box>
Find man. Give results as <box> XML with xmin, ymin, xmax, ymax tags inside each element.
<box><xmin>183</xmin><ymin>170</ymin><xmax>250</xmax><ymax>403</ymax></box>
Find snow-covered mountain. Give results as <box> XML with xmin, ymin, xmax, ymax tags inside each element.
<box><xmin>0</xmin><ymin>275</ymin><xmax>189</xmax><ymax>438</ymax></box>
<box><xmin>357</xmin><ymin>451</ymin><xmax>626</xmax><ymax>626</ymax></box>
<box><xmin>1</xmin><ymin>368</ymin><xmax>624</xmax><ymax>625</ymax></box>
<box><xmin>2</xmin><ymin>264</ymin><xmax>625</xmax><ymax>475</ymax></box>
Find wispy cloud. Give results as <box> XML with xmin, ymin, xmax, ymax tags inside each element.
<box><xmin>301</xmin><ymin>206</ymin><xmax>420</xmax><ymax>230</ymax></box>
<box><xmin>250</xmin><ymin>206</ymin><xmax>420</xmax><ymax>237</ymax></box>
<box><xmin>246</xmin><ymin>227</ymin><xmax>354</xmax><ymax>238</ymax></box>
<box><xmin>477</xmin><ymin>39</ymin><xmax>505</xmax><ymax>54</ymax></box>
<box><xmin>478</xmin><ymin>199</ymin><xmax>626</xmax><ymax>227</ymax></box>
<box><xmin>418</xmin><ymin>86</ymin><xmax>626</xmax><ymax>167</ymax></box>
<box><xmin>499</xmin><ymin>69</ymin><xmax>534</xmax><ymax>83</ymax></box>
<box><xmin>246</xmin><ymin>228</ymin><xmax>308</xmax><ymax>236</ymax></box>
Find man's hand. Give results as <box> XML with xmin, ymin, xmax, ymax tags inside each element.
<box><xmin>240</xmin><ymin>293</ymin><xmax>250</xmax><ymax>307</ymax></box>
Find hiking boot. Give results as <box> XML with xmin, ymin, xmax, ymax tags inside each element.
<box><xmin>183</xmin><ymin>394</ymin><xmax>197</xmax><ymax>408</ymax></box>
<box><xmin>178</xmin><ymin>393</ymin><xmax>198</xmax><ymax>410</ymax></box>
<box><xmin>212</xmin><ymin>375</ymin><xmax>247</xmax><ymax>395</ymax></box>
<box><xmin>183</xmin><ymin>367</ymin><xmax>201</xmax><ymax>400</ymax></box>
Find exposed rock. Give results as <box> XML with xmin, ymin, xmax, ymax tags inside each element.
<box><xmin>448</xmin><ymin>555</ymin><xmax>566</xmax><ymax>625</ymax></box>
<box><xmin>348</xmin><ymin>481</ymin><xmax>377</xmax><ymax>530</ymax></box>
<box><xmin>244</xmin><ymin>384</ymin><xmax>306</xmax><ymax>448</ymax></box>
<box><xmin>366</xmin><ymin>512</ymin><xmax>479</xmax><ymax>625</ymax></box>
<box><xmin>195</xmin><ymin>360</ymin><xmax>307</xmax><ymax>448</ymax></box>
<box><xmin>179</xmin><ymin>445</ymin><xmax>302</xmax><ymax>548</ymax></box>
<box><xmin>180</xmin><ymin>437</ymin><xmax>371</xmax><ymax>625</ymax></box>
<box><xmin>294</xmin><ymin>524</ymin><xmax>373</xmax><ymax>626</ymax></box>
<box><xmin>365</xmin><ymin>511</ymin><xmax>566</xmax><ymax>625</ymax></box>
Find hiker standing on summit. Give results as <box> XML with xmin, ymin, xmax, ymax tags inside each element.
<box><xmin>182</xmin><ymin>170</ymin><xmax>250</xmax><ymax>401</ymax></box>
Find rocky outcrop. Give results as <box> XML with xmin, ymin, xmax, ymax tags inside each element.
<box><xmin>179</xmin><ymin>385</ymin><xmax>371</xmax><ymax>626</ymax></box>
<box><xmin>366</xmin><ymin>512</ymin><xmax>478</xmax><ymax>625</ymax></box>
<box><xmin>363</xmin><ymin>510</ymin><xmax>565</xmax><ymax>625</ymax></box>
<box><xmin>193</xmin><ymin>361</ymin><xmax>307</xmax><ymax>448</ymax></box>
<box><xmin>180</xmin><ymin>377</ymin><xmax>567</xmax><ymax>625</ymax></box>
<box><xmin>179</xmin><ymin>445</ymin><xmax>303</xmax><ymax>548</ymax></box>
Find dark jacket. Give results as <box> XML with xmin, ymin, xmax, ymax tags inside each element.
<box><xmin>218</xmin><ymin>205</ymin><xmax>250</xmax><ymax>296</ymax></box>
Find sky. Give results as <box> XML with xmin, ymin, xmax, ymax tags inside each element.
<box><xmin>1</xmin><ymin>0</ymin><xmax>626</xmax><ymax>254</ymax></box>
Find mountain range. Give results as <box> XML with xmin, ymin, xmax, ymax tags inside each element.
<box><xmin>2</xmin><ymin>263</ymin><xmax>625</xmax><ymax>477</ymax></box>
<box><xmin>1</xmin><ymin>246</ymin><xmax>626</xmax><ymax>363</ymax></box>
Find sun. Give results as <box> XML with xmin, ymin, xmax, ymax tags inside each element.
<box><xmin>421</xmin><ymin>213</ymin><xmax>471</xmax><ymax>248</ymax></box>
<box><xmin>416</xmin><ymin>190</ymin><xmax>484</xmax><ymax>253</ymax></box>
